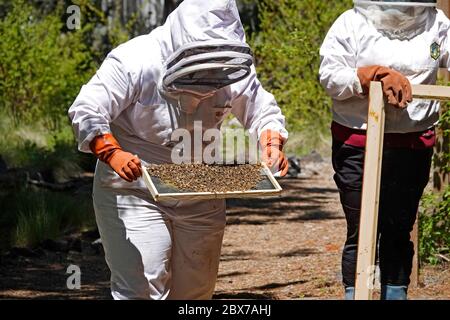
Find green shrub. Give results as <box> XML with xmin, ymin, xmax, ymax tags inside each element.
<box><xmin>250</xmin><ymin>0</ymin><xmax>353</xmax><ymax>154</ymax></box>
<box><xmin>420</xmin><ymin>186</ymin><xmax>450</xmax><ymax>264</ymax></box>
<box><xmin>419</xmin><ymin>97</ymin><xmax>449</xmax><ymax>264</ymax></box>
<box><xmin>0</xmin><ymin>0</ymin><xmax>95</xmax><ymax>130</ymax></box>
<box><xmin>72</xmin><ymin>0</ymin><xmax>141</xmax><ymax>64</ymax></box>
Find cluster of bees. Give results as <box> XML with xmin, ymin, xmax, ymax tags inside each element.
<box><xmin>148</xmin><ymin>163</ymin><xmax>264</xmax><ymax>193</ymax></box>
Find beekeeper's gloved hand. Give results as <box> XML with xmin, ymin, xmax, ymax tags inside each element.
<box><xmin>90</xmin><ymin>133</ymin><xmax>142</xmax><ymax>182</ymax></box>
<box><xmin>357</xmin><ymin>65</ymin><xmax>412</xmax><ymax>109</ymax></box>
<box><xmin>260</xmin><ymin>129</ymin><xmax>289</xmax><ymax>177</ymax></box>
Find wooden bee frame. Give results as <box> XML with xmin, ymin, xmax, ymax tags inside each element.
<box><xmin>142</xmin><ymin>162</ymin><xmax>282</xmax><ymax>202</ymax></box>
<box><xmin>354</xmin><ymin>83</ymin><xmax>450</xmax><ymax>300</ymax></box>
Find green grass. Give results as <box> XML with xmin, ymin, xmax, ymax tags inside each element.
<box><xmin>0</xmin><ymin>112</ymin><xmax>94</xmax><ymax>175</ymax></box>
<box><xmin>0</xmin><ymin>112</ymin><xmax>97</xmax><ymax>250</ymax></box>
<box><xmin>419</xmin><ymin>186</ymin><xmax>450</xmax><ymax>264</ymax></box>
<box><xmin>0</xmin><ymin>187</ymin><xmax>95</xmax><ymax>250</ymax></box>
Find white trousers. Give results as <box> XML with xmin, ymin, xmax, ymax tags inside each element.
<box><xmin>93</xmin><ymin>175</ymin><xmax>226</xmax><ymax>300</ymax></box>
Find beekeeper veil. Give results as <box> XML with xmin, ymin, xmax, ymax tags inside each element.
<box><xmin>156</xmin><ymin>0</ymin><xmax>253</xmax><ymax>114</ymax></box>
<box><xmin>354</xmin><ymin>0</ymin><xmax>437</xmax><ymax>40</ymax></box>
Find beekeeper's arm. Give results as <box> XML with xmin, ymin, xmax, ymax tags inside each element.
<box><xmin>230</xmin><ymin>66</ymin><xmax>289</xmax><ymax>176</ymax></box>
<box><xmin>439</xmin><ymin>13</ymin><xmax>450</xmax><ymax>72</ymax></box>
<box><xmin>68</xmin><ymin>54</ymin><xmax>142</xmax><ymax>182</ymax></box>
<box><xmin>319</xmin><ymin>11</ymin><xmax>411</xmax><ymax>108</ymax></box>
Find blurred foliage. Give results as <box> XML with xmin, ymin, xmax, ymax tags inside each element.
<box><xmin>0</xmin><ymin>1</ymin><xmax>103</xmax><ymax>251</ymax></box>
<box><xmin>0</xmin><ymin>111</ymin><xmax>95</xmax><ymax>175</ymax></box>
<box><xmin>420</xmin><ymin>103</ymin><xmax>450</xmax><ymax>264</ymax></box>
<box><xmin>0</xmin><ymin>187</ymin><xmax>95</xmax><ymax>249</ymax></box>
<box><xmin>0</xmin><ymin>110</ymin><xmax>96</xmax><ymax>250</ymax></box>
<box><xmin>420</xmin><ymin>186</ymin><xmax>450</xmax><ymax>264</ymax></box>
<box><xmin>0</xmin><ymin>0</ymin><xmax>94</xmax><ymax>130</ymax></box>
<box><xmin>237</xmin><ymin>0</ymin><xmax>259</xmax><ymax>35</ymax></box>
<box><xmin>434</xmin><ymin>104</ymin><xmax>450</xmax><ymax>178</ymax></box>
<box><xmin>0</xmin><ymin>0</ymin><xmax>135</xmax><ymax>172</ymax></box>
<box><xmin>71</xmin><ymin>0</ymin><xmax>138</xmax><ymax>63</ymax></box>
<box><xmin>250</xmin><ymin>0</ymin><xmax>353</xmax><ymax>138</ymax></box>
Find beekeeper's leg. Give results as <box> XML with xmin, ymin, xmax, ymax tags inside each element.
<box><xmin>378</xmin><ymin>148</ymin><xmax>432</xmax><ymax>300</ymax></box>
<box><xmin>332</xmin><ymin>139</ymin><xmax>365</xmax><ymax>298</ymax></box>
<box><xmin>167</xmin><ymin>200</ymin><xmax>226</xmax><ymax>300</ymax></box>
<box><xmin>93</xmin><ymin>181</ymin><xmax>172</xmax><ymax>300</ymax></box>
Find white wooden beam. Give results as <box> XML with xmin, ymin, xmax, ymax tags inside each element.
<box><xmin>355</xmin><ymin>81</ymin><xmax>385</xmax><ymax>300</ymax></box>
<box><xmin>412</xmin><ymin>84</ymin><xmax>450</xmax><ymax>100</ymax></box>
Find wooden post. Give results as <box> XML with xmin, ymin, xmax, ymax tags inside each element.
<box><xmin>410</xmin><ymin>212</ymin><xmax>420</xmax><ymax>288</ymax></box>
<box><xmin>436</xmin><ymin>1</ymin><xmax>450</xmax><ymax>191</ymax></box>
<box><xmin>355</xmin><ymin>81</ymin><xmax>385</xmax><ymax>300</ymax></box>
<box><xmin>436</xmin><ymin>4</ymin><xmax>450</xmax><ymax>189</ymax></box>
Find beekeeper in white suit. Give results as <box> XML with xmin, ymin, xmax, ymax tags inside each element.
<box><xmin>319</xmin><ymin>0</ymin><xmax>448</xmax><ymax>299</ymax></box>
<box><xmin>69</xmin><ymin>0</ymin><xmax>288</xmax><ymax>300</ymax></box>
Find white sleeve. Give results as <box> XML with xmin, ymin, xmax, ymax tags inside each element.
<box><xmin>319</xmin><ymin>11</ymin><xmax>363</xmax><ymax>101</ymax></box>
<box><xmin>438</xmin><ymin>12</ymin><xmax>450</xmax><ymax>69</ymax></box>
<box><xmin>440</xmin><ymin>38</ymin><xmax>449</xmax><ymax>69</ymax></box>
<box><xmin>68</xmin><ymin>55</ymin><xmax>139</xmax><ymax>153</ymax></box>
<box><xmin>230</xmin><ymin>65</ymin><xmax>288</xmax><ymax>141</ymax></box>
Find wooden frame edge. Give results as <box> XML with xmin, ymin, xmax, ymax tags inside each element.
<box><xmin>142</xmin><ymin>162</ymin><xmax>282</xmax><ymax>201</ymax></box>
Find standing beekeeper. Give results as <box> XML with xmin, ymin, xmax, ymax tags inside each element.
<box><xmin>319</xmin><ymin>0</ymin><xmax>446</xmax><ymax>300</ymax></box>
<box><xmin>68</xmin><ymin>0</ymin><xmax>288</xmax><ymax>300</ymax></box>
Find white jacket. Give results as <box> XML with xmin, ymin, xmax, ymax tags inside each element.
<box><xmin>68</xmin><ymin>0</ymin><xmax>287</xmax><ymax>190</ymax></box>
<box><xmin>319</xmin><ymin>8</ymin><xmax>450</xmax><ymax>133</ymax></box>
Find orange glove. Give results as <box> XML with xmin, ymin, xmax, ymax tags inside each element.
<box><xmin>90</xmin><ymin>133</ymin><xmax>142</xmax><ymax>182</ymax></box>
<box><xmin>357</xmin><ymin>65</ymin><xmax>412</xmax><ymax>108</ymax></box>
<box><xmin>259</xmin><ymin>129</ymin><xmax>289</xmax><ymax>177</ymax></box>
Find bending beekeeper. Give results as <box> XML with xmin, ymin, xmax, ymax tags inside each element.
<box><xmin>319</xmin><ymin>0</ymin><xmax>446</xmax><ymax>300</ymax></box>
<box><xmin>68</xmin><ymin>0</ymin><xmax>288</xmax><ymax>300</ymax></box>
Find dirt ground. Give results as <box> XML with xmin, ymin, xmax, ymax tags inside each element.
<box><xmin>0</xmin><ymin>159</ymin><xmax>448</xmax><ymax>300</ymax></box>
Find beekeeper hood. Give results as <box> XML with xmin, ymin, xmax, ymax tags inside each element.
<box><xmin>155</xmin><ymin>0</ymin><xmax>253</xmax><ymax>114</ymax></box>
<box><xmin>354</xmin><ymin>0</ymin><xmax>437</xmax><ymax>40</ymax></box>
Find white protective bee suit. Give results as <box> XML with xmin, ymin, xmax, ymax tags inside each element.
<box><xmin>319</xmin><ymin>0</ymin><xmax>450</xmax><ymax>133</ymax></box>
<box><xmin>68</xmin><ymin>0</ymin><xmax>287</xmax><ymax>300</ymax></box>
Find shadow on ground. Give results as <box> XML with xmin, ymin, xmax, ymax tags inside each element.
<box><xmin>0</xmin><ymin>244</ymin><xmax>111</xmax><ymax>299</ymax></box>
<box><xmin>225</xmin><ymin>177</ymin><xmax>342</xmax><ymax>226</ymax></box>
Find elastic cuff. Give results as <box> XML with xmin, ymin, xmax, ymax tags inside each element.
<box><xmin>89</xmin><ymin>133</ymin><xmax>123</xmax><ymax>163</ymax></box>
<box><xmin>78</xmin><ymin>128</ymin><xmax>112</xmax><ymax>153</ymax></box>
<box><xmin>258</xmin><ymin>126</ymin><xmax>289</xmax><ymax>142</ymax></box>
<box><xmin>353</xmin><ymin>69</ymin><xmax>365</xmax><ymax>98</ymax></box>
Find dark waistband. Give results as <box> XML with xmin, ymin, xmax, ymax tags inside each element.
<box><xmin>331</xmin><ymin>121</ymin><xmax>436</xmax><ymax>149</ymax></box>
